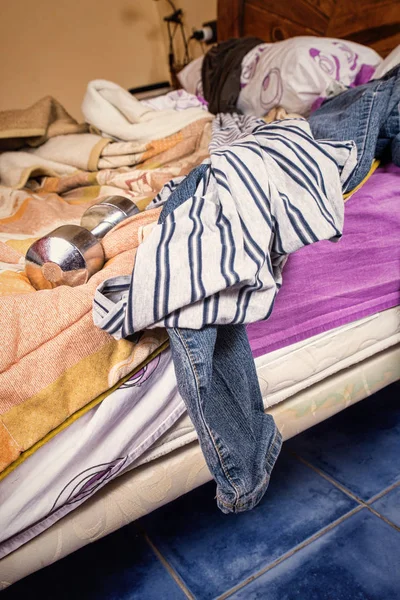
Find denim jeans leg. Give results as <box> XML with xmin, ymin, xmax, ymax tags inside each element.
<box><xmin>309</xmin><ymin>64</ymin><xmax>400</xmax><ymax>191</ymax></box>
<box><xmin>159</xmin><ymin>151</ymin><xmax>282</xmax><ymax>513</ymax></box>
<box><xmin>167</xmin><ymin>324</ymin><xmax>282</xmax><ymax>513</ymax></box>
<box><xmin>391</xmin><ymin>133</ymin><xmax>400</xmax><ymax>166</ymax></box>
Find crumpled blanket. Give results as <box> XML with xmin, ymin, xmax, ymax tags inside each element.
<box><xmin>0</xmin><ymin>96</ymin><xmax>88</xmax><ymax>152</ymax></box>
<box><xmin>82</xmin><ymin>79</ymin><xmax>211</xmax><ymax>142</ymax></box>
<box><xmin>0</xmin><ymin>114</ymin><xmax>213</xmax><ymax>188</ymax></box>
<box><xmin>0</xmin><ymin>207</ymin><xmax>166</xmax><ymax>476</ymax></box>
<box><xmin>0</xmin><ymin>117</ymin><xmax>212</xmax><ymax>477</ymax></box>
<box><xmin>93</xmin><ymin>114</ymin><xmax>357</xmax><ymax>338</ymax></box>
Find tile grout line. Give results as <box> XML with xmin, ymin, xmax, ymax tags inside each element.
<box><xmin>136</xmin><ymin>465</ymin><xmax>399</xmax><ymax>600</ymax></box>
<box><xmin>290</xmin><ymin>452</ymin><xmax>400</xmax><ymax>531</ymax></box>
<box><xmin>142</xmin><ymin>532</ymin><xmax>195</xmax><ymax>600</ymax></box>
<box><xmin>365</xmin><ymin>504</ymin><xmax>400</xmax><ymax>532</ymax></box>
<box><xmin>218</xmin><ymin>450</ymin><xmax>399</xmax><ymax>599</ymax></box>
<box><xmin>366</xmin><ymin>479</ymin><xmax>400</xmax><ymax>504</ymax></box>
<box><xmin>288</xmin><ymin>451</ymin><xmax>365</xmax><ymax>503</ymax></box>
<box><xmin>216</xmin><ymin>505</ymin><xmax>363</xmax><ymax>600</ymax></box>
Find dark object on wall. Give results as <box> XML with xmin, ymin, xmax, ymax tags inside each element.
<box><xmin>202</xmin><ymin>37</ymin><xmax>263</xmax><ymax>114</ymax></box>
<box><xmin>128</xmin><ymin>82</ymin><xmax>173</xmax><ymax>100</ymax></box>
<box><xmin>191</xmin><ymin>20</ymin><xmax>218</xmax><ymax>44</ymax></box>
<box><xmin>160</xmin><ymin>0</ymin><xmax>190</xmax><ymax>87</ymax></box>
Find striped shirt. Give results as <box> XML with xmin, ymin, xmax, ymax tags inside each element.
<box><xmin>93</xmin><ymin>115</ymin><xmax>357</xmax><ymax>338</ymax></box>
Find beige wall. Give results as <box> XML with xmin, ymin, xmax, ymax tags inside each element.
<box><xmin>0</xmin><ymin>0</ymin><xmax>216</xmax><ymax>120</ymax></box>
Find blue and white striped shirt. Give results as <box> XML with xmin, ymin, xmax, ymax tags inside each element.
<box><xmin>93</xmin><ymin>115</ymin><xmax>356</xmax><ymax>338</ymax></box>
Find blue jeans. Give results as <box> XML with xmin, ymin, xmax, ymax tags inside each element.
<box><xmin>309</xmin><ymin>65</ymin><xmax>400</xmax><ymax>192</ymax></box>
<box><xmin>159</xmin><ymin>165</ymin><xmax>282</xmax><ymax>513</ymax></box>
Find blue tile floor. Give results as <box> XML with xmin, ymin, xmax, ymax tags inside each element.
<box><xmin>2</xmin><ymin>382</ymin><xmax>399</xmax><ymax>599</ymax></box>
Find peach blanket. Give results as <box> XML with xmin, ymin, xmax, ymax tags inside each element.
<box><xmin>0</xmin><ymin>117</ymin><xmax>212</xmax><ymax>476</ymax></box>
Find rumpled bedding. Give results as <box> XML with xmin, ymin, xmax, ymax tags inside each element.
<box><xmin>0</xmin><ymin>96</ymin><xmax>88</xmax><ymax>152</ymax></box>
<box><xmin>0</xmin><ymin>116</ymin><xmax>212</xmax><ymax>477</ymax></box>
<box><xmin>0</xmin><ymin>54</ymin><xmax>396</xmax><ymax>480</ymax></box>
<box><xmin>0</xmin><ymin>126</ymin><xmax>210</xmax><ymax>189</ymax></box>
<box><xmin>178</xmin><ymin>37</ymin><xmax>382</xmax><ymax>116</ymax></box>
<box><xmin>82</xmin><ymin>79</ymin><xmax>210</xmax><ymax>142</ymax></box>
<box><xmin>93</xmin><ymin>114</ymin><xmax>357</xmax><ymax>337</ymax></box>
<box><xmin>0</xmin><ymin>81</ymin><xmax>212</xmax><ymax>190</ymax></box>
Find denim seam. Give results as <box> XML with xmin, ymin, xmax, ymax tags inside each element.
<box><xmin>174</xmin><ymin>328</ymin><xmax>241</xmax><ymax>504</ymax></box>
<box><xmin>217</xmin><ymin>428</ymin><xmax>282</xmax><ymax>510</ymax></box>
<box><xmin>264</xmin><ymin>427</ymin><xmax>283</xmax><ymax>471</ymax></box>
<box><xmin>350</xmin><ymin>87</ymin><xmax>380</xmax><ymax>185</ymax></box>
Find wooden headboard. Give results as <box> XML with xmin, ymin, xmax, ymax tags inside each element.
<box><xmin>217</xmin><ymin>0</ymin><xmax>400</xmax><ymax>57</ymax></box>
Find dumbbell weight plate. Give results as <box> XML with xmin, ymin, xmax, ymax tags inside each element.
<box><xmin>25</xmin><ymin>225</ymin><xmax>105</xmax><ymax>290</ymax></box>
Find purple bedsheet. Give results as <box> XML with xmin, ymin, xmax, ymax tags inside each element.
<box><xmin>247</xmin><ymin>163</ymin><xmax>400</xmax><ymax>358</ymax></box>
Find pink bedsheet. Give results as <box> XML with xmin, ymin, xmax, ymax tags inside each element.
<box><xmin>247</xmin><ymin>163</ymin><xmax>400</xmax><ymax>358</ymax></box>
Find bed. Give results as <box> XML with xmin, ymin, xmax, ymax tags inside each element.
<box><xmin>0</xmin><ymin>0</ymin><xmax>399</xmax><ymax>588</ymax></box>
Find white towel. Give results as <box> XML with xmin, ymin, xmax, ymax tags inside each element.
<box><xmin>0</xmin><ymin>151</ymin><xmax>77</xmax><ymax>188</ymax></box>
<box><xmin>82</xmin><ymin>79</ymin><xmax>210</xmax><ymax>143</ymax></box>
<box><xmin>0</xmin><ymin>134</ymin><xmax>108</xmax><ymax>188</ymax></box>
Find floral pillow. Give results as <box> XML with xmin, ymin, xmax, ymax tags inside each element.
<box><xmin>178</xmin><ymin>37</ymin><xmax>382</xmax><ymax>117</ymax></box>
<box><xmin>238</xmin><ymin>37</ymin><xmax>382</xmax><ymax>116</ymax></box>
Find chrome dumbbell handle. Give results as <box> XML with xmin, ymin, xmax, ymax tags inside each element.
<box><xmin>25</xmin><ymin>196</ymin><xmax>139</xmax><ymax>290</ymax></box>
<box><xmin>81</xmin><ymin>196</ymin><xmax>139</xmax><ymax>238</ymax></box>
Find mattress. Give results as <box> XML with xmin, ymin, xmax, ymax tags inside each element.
<box><xmin>1</xmin><ymin>305</ymin><xmax>399</xmax><ymax>561</ymax></box>
<box><xmin>1</xmin><ymin>159</ymin><xmax>399</xmax><ymax>562</ymax></box>
<box><xmin>1</xmin><ymin>162</ymin><xmax>399</xmax><ymax>585</ymax></box>
<box><xmin>256</xmin><ymin>306</ymin><xmax>400</xmax><ymax>407</ymax></box>
<box><xmin>1</xmin><ymin>342</ymin><xmax>399</xmax><ymax>589</ymax></box>
<box><xmin>136</xmin><ymin>306</ymin><xmax>400</xmax><ymax>466</ymax></box>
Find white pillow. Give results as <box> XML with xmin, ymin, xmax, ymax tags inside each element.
<box><xmin>373</xmin><ymin>44</ymin><xmax>400</xmax><ymax>79</ymax></box>
<box><xmin>177</xmin><ymin>56</ymin><xmax>204</xmax><ymax>97</ymax></box>
<box><xmin>238</xmin><ymin>37</ymin><xmax>382</xmax><ymax>116</ymax></box>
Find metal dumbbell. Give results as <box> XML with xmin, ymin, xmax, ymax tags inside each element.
<box><xmin>25</xmin><ymin>196</ymin><xmax>139</xmax><ymax>290</ymax></box>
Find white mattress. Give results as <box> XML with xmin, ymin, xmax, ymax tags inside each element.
<box><xmin>137</xmin><ymin>306</ymin><xmax>400</xmax><ymax>466</ymax></box>
<box><xmin>256</xmin><ymin>305</ymin><xmax>400</xmax><ymax>407</ymax></box>
<box><xmin>2</xmin><ymin>344</ymin><xmax>399</xmax><ymax>590</ymax></box>
<box><xmin>0</xmin><ymin>306</ymin><xmax>399</xmax><ymax>560</ymax></box>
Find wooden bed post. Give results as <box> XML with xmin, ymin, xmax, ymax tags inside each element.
<box><xmin>217</xmin><ymin>0</ymin><xmax>244</xmax><ymax>40</ymax></box>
